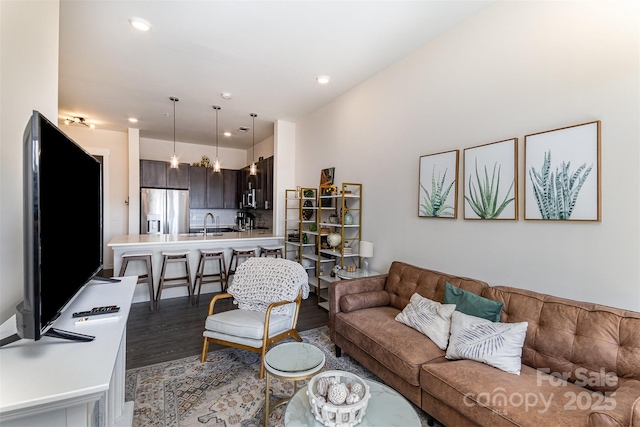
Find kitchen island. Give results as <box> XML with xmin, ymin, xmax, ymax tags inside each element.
<box><xmin>108</xmin><ymin>230</ymin><xmax>284</xmax><ymax>304</ymax></box>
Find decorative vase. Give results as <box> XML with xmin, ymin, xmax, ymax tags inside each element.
<box><xmin>343</xmin><ymin>210</ymin><xmax>353</xmax><ymax>225</ymax></box>
<box><xmin>326</xmin><ymin>232</ymin><xmax>342</xmax><ymax>250</ymax></box>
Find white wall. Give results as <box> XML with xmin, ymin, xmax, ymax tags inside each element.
<box><xmin>0</xmin><ymin>1</ymin><xmax>60</xmax><ymax>323</ymax></box>
<box><xmin>296</xmin><ymin>1</ymin><xmax>640</xmax><ymax>311</ymax></box>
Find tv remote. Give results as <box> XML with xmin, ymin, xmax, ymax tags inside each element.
<box><xmin>72</xmin><ymin>306</ymin><xmax>120</xmax><ymax>318</ymax></box>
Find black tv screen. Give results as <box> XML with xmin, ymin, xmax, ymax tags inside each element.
<box><xmin>19</xmin><ymin>111</ymin><xmax>103</xmax><ymax>340</ymax></box>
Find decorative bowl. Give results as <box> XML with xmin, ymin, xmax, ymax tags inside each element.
<box><xmin>326</xmin><ymin>232</ymin><xmax>342</xmax><ymax>250</ymax></box>
<box><xmin>307</xmin><ymin>370</ymin><xmax>371</xmax><ymax>427</ymax></box>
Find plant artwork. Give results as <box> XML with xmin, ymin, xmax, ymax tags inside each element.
<box><xmin>418</xmin><ymin>150</ymin><xmax>459</xmax><ymax>218</ymax></box>
<box><xmin>464</xmin><ymin>138</ymin><xmax>518</xmax><ymax>220</ymax></box>
<box><xmin>529</xmin><ymin>151</ymin><xmax>593</xmax><ymax>220</ymax></box>
<box><xmin>463</xmin><ymin>138</ymin><xmax>517</xmax><ymax>220</ymax></box>
<box><xmin>525</xmin><ymin>121</ymin><xmax>600</xmax><ymax>221</ymax></box>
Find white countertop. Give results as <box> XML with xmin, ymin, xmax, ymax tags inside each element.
<box><xmin>108</xmin><ymin>230</ymin><xmax>282</xmax><ymax>247</ymax></box>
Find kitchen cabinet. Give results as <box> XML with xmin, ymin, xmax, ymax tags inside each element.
<box><xmin>223</xmin><ymin>169</ymin><xmax>239</xmax><ymax>209</ymax></box>
<box><xmin>189</xmin><ymin>166</ymin><xmax>207</xmax><ymax>208</ymax></box>
<box><xmin>189</xmin><ymin>166</ymin><xmax>238</xmax><ymax>209</ymax></box>
<box><xmin>240</xmin><ymin>156</ymin><xmax>274</xmax><ymax>210</ymax></box>
<box><xmin>140</xmin><ymin>160</ymin><xmax>189</xmax><ymax>189</ymax></box>
<box><xmin>206</xmin><ymin>168</ymin><xmax>224</xmax><ymax>208</ymax></box>
<box><xmin>140</xmin><ymin>160</ymin><xmax>167</xmax><ymax>188</ymax></box>
<box><xmin>167</xmin><ymin>163</ymin><xmax>190</xmax><ymax>189</ymax></box>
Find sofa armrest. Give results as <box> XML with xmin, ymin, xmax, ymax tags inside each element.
<box><xmin>329</xmin><ymin>274</ymin><xmax>388</xmax><ymax>341</ymax></box>
<box><xmin>588</xmin><ymin>380</ymin><xmax>640</xmax><ymax>427</ymax></box>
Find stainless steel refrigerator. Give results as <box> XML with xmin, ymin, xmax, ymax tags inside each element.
<box><xmin>140</xmin><ymin>188</ymin><xmax>190</xmax><ymax>234</ymax></box>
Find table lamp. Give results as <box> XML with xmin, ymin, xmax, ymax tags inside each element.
<box><xmin>359</xmin><ymin>241</ymin><xmax>374</xmax><ymax>273</ymax></box>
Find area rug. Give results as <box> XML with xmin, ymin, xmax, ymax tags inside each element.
<box><xmin>126</xmin><ymin>326</ymin><xmax>432</xmax><ymax>426</ymax></box>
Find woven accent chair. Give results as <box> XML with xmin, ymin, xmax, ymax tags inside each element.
<box><xmin>200</xmin><ymin>257</ymin><xmax>309</xmax><ymax>379</ymax></box>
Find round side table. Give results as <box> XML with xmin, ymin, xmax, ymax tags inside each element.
<box><xmin>264</xmin><ymin>342</ymin><xmax>325</xmax><ymax>426</ymax></box>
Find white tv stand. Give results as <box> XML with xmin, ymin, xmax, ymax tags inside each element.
<box><xmin>0</xmin><ymin>276</ymin><xmax>136</xmax><ymax>427</ymax></box>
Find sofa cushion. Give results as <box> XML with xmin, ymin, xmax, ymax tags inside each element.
<box><xmin>445</xmin><ymin>282</ymin><xmax>503</xmax><ymax>322</ymax></box>
<box><xmin>333</xmin><ymin>306</ymin><xmax>446</xmax><ymax>387</ymax></box>
<box><xmin>395</xmin><ymin>293</ymin><xmax>456</xmax><ymax>350</ymax></box>
<box><xmin>384</xmin><ymin>261</ymin><xmax>488</xmax><ymax>311</ymax></box>
<box><xmin>446</xmin><ymin>311</ymin><xmax>528</xmax><ymax>375</ymax></box>
<box><xmin>483</xmin><ymin>286</ymin><xmax>640</xmax><ymax>393</ymax></box>
<box><xmin>340</xmin><ymin>290</ymin><xmax>390</xmax><ymax>313</ymax></box>
<box><xmin>421</xmin><ymin>361</ymin><xmax>593</xmax><ymax>426</ymax></box>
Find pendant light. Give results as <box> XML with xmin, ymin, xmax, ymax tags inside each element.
<box><xmin>169</xmin><ymin>96</ymin><xmax>179</xmax><ymax>168</ymax></box>
<box><xmin>249</xmin><ymin>113</ymin><xmax>257</xmax><ymax>176</ymax></box>
<box><xmin>212</xmin><ymin>105</ymin><xmax>221</xmax><ymax>172</ymax></box>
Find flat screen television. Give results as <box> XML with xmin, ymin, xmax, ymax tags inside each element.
<box><xmin>2</xmin><ymin>111</ymin><xmax>104</xmax><ymax>346</ymax></box>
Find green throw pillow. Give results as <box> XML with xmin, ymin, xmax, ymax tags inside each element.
<box><xmin>443</xmin><ymin>282</ymin><xmax>503</xmax><ymax>322</ymax></box>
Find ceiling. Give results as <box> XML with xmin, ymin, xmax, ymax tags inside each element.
<box><xmin>58</xmin><ymin>1</ymin><xmax>494</xmax><ymax>150</ymax></box>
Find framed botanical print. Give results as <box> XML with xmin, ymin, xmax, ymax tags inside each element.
<box><xmin>524</xmin><ymin>121</ymin><xmax>601</xmax><ymax>221</ymax></box>
<box><xmin>418</xmin><ymin>150</ymin><xmax>459</xmax><ymax>218</ymax></box>
<box><xmin>463</xmin><ymin>138</ymin><xmax>518</xmax><ymax>220</ymax></box>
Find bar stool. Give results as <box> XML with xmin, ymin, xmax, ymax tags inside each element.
<box><xmin>228</xmin><ymin>246</ymin><xmax>258</xmax><ymax>278</ymax></box>
<box><xmin>194</xmin><ymin>249</ymin><xmax>228</xmax><ymax>305</ymax></box>
<box><xmin>259</xmin><ymin>244</ymin><xmax>285</xmax><ymax>258</ymax></box>
<box><xmin>156</xmin><ymin>250</ymin><xmax>193</xmax><ymax>309</ymax></box>
<box><xmin>118</xmin><ymin>251</ymin><xmax>155</xmax><ymax>311</ymax></box>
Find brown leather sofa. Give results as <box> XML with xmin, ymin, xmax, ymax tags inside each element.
<box><xmin>329</xmin><ymin>261</ymin><xmax>640</xmax><ymax>426</ymax></box>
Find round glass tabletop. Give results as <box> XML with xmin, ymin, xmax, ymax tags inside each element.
<box><xmin>265</xmin><ymin>342</ymin><xmax>324</xmax><ymax>373</ymax></box>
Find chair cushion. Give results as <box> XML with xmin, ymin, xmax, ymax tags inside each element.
<box><xmin>204</xmin><ymin>307</ymin><xmax>294</xmax><ymax>341</ymax></box>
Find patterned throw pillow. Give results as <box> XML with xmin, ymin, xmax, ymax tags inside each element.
<box><xmin>446</xmin><ymin>311</ymin><xmax>528</xmax><ymax>375</ymax></box>
<box><xmin>395</xmin><ymin>293</ymin><xmax>457</xmax><ymax>350</ymax></box>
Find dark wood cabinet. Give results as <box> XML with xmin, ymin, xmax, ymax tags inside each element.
<box><xmin>141</xmin><ymin>160</ymin><xmax>189</xmax><ymax>189</ymax></box>
<box><xmin>189</xmin><ymin>166</ymin><xmax>238</xmax><ymax>209</ymax></box>
<box><xmin>223</xmin><ymin>169</ymin><xmax>239</xmax><ymax>209</ymax></box>
<box><xmin>236</xmin><ymin>157</ymin><xmax>274</xmax><ymax>210</ymax></box>
<box><xmin>167</xmin><ymin>163</ymin><xmax>190</xmax><ymax>189</ymax></box>
<box><xmin>189</xmin><ymin>166</ymin><xmax>207</xmax><ymax>208</ymax></box>
<box><xmin>206</xmin><ymin>168</ymin><xmax>224</xmax><ymax>209</ymax></box>
<box><xmin>140</xmin><ymin>160</ymin><xmax>167</xmax><ymax>188</ymax></box>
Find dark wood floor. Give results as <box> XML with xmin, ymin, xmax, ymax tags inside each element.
<box><xmin>126</xmin><ymin>291</ymin><xmax>329</xmax><ymax>369</ymax></box>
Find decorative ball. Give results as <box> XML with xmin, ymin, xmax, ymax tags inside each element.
<box><xmin>316</xmin><ymin>376</ymin><xmax>332</xmax><ymax>397</ymax></box>
<box><xmin>314</xmin><ymin>394</ymin><xmax>326</xmax><ymax>404</ymax></box>
<box><xmin>327</xmin><ymin>383</ymin><xmax>348</xmax><ymax>405</ymax></box>
<box><xmin>345</xmin><ymin>392</ymin><xmax>361</xmax><ymax>405</ymax></box>
<box><xmin>327</xmin><ymin>232</ymin><xmax>342</xmax><ymax>249</ymax></box>
<box><xmin>350</xmin><ymin>381</ymin><xmax>364</xmax><ymax>397</ymax></box>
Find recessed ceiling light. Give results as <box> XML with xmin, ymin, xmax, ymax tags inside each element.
<box><xmin>128</xmin><ymin>117</ymin><xmax>138</xmax><ymax>123</ymax></box>
<box><xmin>223</xmin><ymin>131</ymin><xmax>232</xmax><ymax>137</ymax></box>
<box><xmin>129</xmin><ymin>17</ymin><xmax>152</xmax><ymax>32</ymax></box>
<box><xmin>316</xmin><ymin>75</ymin><xmax>330</xmax><ymax>84</ymax></box>
<box><xmin>221</xmin><ymin>92</ymin><xmax>232</xmax><ymax>99</ymax></box>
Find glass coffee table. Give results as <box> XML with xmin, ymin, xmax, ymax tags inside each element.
<box><xmin>264</xmin><ymin>342</ymin><xmax>325</xmax><ymax>426</ymax></box>
<box><xmin>284</xmin><ymin>378</ymin><xmax>421</xmax><ymax>426</ymax></box>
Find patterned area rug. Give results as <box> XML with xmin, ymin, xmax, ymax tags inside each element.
<box><xmin>126</xmin><ymin>326</ymin><xmax>433</xmax><ymax>426</ymax></box>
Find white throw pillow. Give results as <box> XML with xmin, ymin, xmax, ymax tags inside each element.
<box><xmin>395</xmin><ymin>293</ymin><xmax>456</xmax><ymax>350</ymax></box>
<box><xmin>446</xmin><ymin>311</ymin><xmax>528</xmax><ymax>375</ymax></box>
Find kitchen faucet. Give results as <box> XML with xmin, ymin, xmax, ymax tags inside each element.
<box><xmin>204</xmin><ymin>213</ymin><xmax>214</xmax><ymax>237</ymax></box>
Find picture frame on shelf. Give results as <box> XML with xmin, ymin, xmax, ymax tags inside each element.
<box><xmin>524</xmin><ymin>121</ymin><xmax>601</xmax><ymax>221</ymax></box>
<box><xmin>418</xmin><ymin>150</ymin><xmax>459</xmax><ymax>218</ymax></box>
<box><xmin>320</xmin><ymin>167</ymin><xmax>335</xmax><ymax>207</ymax></box>
<box><xmin>463</xmin><ymin>138</ymin><xmax>518</xmax><ymax>220</ymax></box>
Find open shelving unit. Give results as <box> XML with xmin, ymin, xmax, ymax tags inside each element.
<box><xmin>284</xmin><ymin>183</ymin><xmax>363</xmax><ymax>310</ymax></box>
